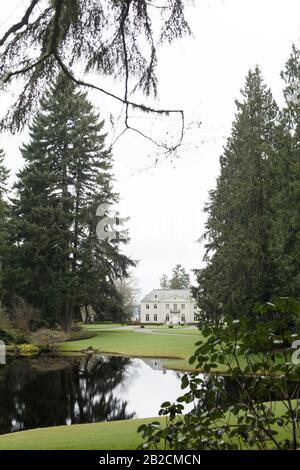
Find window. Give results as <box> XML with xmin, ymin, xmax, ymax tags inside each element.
<box><xmin>154</xmin><ymin>314</ymin><xmax>158</xmax><ymax>321</ymax></box>
<box><xmin>173</xmin><ymin>304</ymin><xmax>177</xmax><ymax>311</ymax></box>
<box><xmin>154</xmin><ymin>294</ymin><xmax>158</xmax><ymax>299</ymax></box>
<box><xmin>181</xmin><ymin>304</ymin><xmax>185</xmax><ymax>309</ymax></box>
<box><xmin>166</xmin><ymin>314</ymin><xmax>170</xmax><ymax>322</ymax></box>
<box><xmin>166</xmin><ymin>304</ymin><xmax>169</xmax><ymax>309</ymax></box>
<box><xmin>154</xmin><ymin>304</ymin><xmax>157</xmax><ymax>309</ymax></box>
<box><xmin>146</xmin><ymin>304</ymin><xmax>149</xmax><ymax>309</ymax></box>
<box><xmin>146</xmin><ymin>314</ymin><xmax>150</xmax><ymax>321</ymax></box>
<box><xmin>194</xmin><ymin>314</ymin><xmax>198</xmax><ymax>322</ymax></box>
<box><xmin>181</xmin><ymin>315</ymin><xmax>185</xmax><ymax>322</ymax></box>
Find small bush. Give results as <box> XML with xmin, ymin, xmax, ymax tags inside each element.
<box><xmin>140</xmin><ymin>325</ymin><xmax>145</xmax><ymax>329</ymax></box>
<box><xmin>0</xmin><ymin>329</ymin><xmax>28</xmax><ymax>345</ymax></box>
<box><xmin>71</xmin><ymin>322</ymin><xmax>83</xmax><ymax>332</ymax></box>
<box><xmin>0</xmin><ymin>308</ymin><xmax>11</xmax><ymax>330</ymax></box>
<box><xmin>30</xmin><ymin>328</ymin><xmax>68</xmax><ymax>346</ymax></box>
<box><xmin>17</xmin><ymin>343</ymin><xmax>40</xmax><ymax>356</ymax></box>
<box><xmin>168</xmin><ymin>325</ymin><xmax>174</xmax><ymax>328</ymax></box>
<box><xmin>0</xmin><ymin>329</ymin><xmax>15</xmax><ymax>344</ymax></box>
<box><xmin>29</xmin><ymin>318</ymin><xmax>49</xmax><ymax>332</ymax></box>
<box><xmin>11</xmin><ymin>297</ymin><xmax>41</xmax><ymax>333</ymax></box>
<box><xmin>68</xmin><ymin>330</ymin><xmax>97</xmax><ymax>341</ymax></box>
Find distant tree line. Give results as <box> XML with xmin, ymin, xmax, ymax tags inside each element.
<box><xmin>0</xmin><ymin>74</ymin><xmax>135</xmax><ymax>332</ymax></box>
<box><xmin>194</xmin><ymin>45</ymin><xmax>300</xmax><ymax>321</ymax></box>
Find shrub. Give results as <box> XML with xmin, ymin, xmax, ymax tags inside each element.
<box><xmin>138</xmin><ymin>298</ymin><xmax>300</xmax><ymax>451</ymax></box>
<box><xmin>168</xmin><ymin>325</ymin><xmax>173</xmax><ymax>328</ymax></box>
<box><xmin>68</xmin><ymin>330</ymin><xmax>97</xmax><ymax>341</ymax></box>
<box><xmin>0</xmin><ymin>329</ymin><xmax>28</xmax><ymax>345</ymax></box>
<box><xmin>10</xmin><ymin>297</ymin><xmax>41</xmax><ymax>333</ymax></box>
<box><xmin>0</xmin><ymin>307</ymin><xmax>11</xmax><ymax>330</ymax></box>
<box><xmin>17</xmin><ymin>343</ymin><xmax>40</xmax><ymax>356</ymax></box>
<box><xmin>71</xmin><ymin>322</ymin><xmax>83</xmax><ymax>332</ymax></box>
<box><xmin>140</xmin><ymin>325</ymin><xmax>145</xmax><ymax>329</ymax></box>
<box><xmin>30</xmin><ymin>328</ymin><xmax>68</xmax><ymax>346</ymax></box>
<box><xmin>29</xmin><ymin>318</ymin><xmax>49</xmax><ymax>332</ymax></box>
<box><xmin>0</xmin><ymin>329</ymin><xmax>14</xmax><ymax>344</ymax></box>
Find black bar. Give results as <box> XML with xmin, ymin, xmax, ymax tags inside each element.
<box><xmin>0</xmin><ymin>450</ymin><xmax>299</xmax><ymax>467</ymax></box>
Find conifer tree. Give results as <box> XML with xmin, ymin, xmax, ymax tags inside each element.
<box><xmin>8</xmin><ymin>75</ymin><xmax>134</xmax><ymax>331</ymax></box>
<box><xmin>195</xmin><ymin>68</ymin><xmax>279</xmax><ymax>319</ymax></box>
<box><xmin>269</xmin><ymin>45</ymin><xmax>300</xmax><ymax>298</ymax></box>
<box><xmin>0</xmin><ymin>149</ymin><xmax>9</xmax><ymax>303</ymax></box>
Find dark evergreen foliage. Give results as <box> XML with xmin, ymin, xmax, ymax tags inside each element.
<box><xmin>5</xmin><ymin>75</ymin><xmax>134</xmax><ymax>330</ymax></box>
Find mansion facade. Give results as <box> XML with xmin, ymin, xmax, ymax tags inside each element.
<box><xmin>140</xmin><ymin>289</ymin><xmax>199</xmax><ymax>324</ymax></box>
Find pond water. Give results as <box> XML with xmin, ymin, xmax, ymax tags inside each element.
<box><xmin>0</xmin><ymin>354</ymin><xmax>195</xmax><ymax>435</ymax></box>
<box><xmin>2</xmin><ymin>354</ymin><xmax>297</xmax><ymax>436</ymax></box>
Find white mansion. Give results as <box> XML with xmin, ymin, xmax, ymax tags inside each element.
<box><xmin>140</xmin><ymin>289</ymin><xmax>199</xmax><ymax>325</ymax></box>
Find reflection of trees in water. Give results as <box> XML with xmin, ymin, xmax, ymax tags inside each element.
<box><xmin>0</xmin><ymin>355</ymin><xmax>135</xmax><ymax>434</ymax></box>
<box><xmin>114</xmin><ymin>358</ymin><xmax>141</xmax><ymax>395</ymax></box>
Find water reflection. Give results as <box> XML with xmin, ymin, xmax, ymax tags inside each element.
<box><xmin>0</xmin><ymin>355</ymin><xmax>189</xmax><ymax>434</ymax></box>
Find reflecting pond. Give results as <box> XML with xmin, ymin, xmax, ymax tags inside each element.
<box><xmin>2</xmin><ymin>354</ymin><xmax>298</xmax><ymax>436</ymax></box>
<box><xmin>0</xmin><ymin>355</ymin><xmax>194</xmax><ymax>434</ymax></box>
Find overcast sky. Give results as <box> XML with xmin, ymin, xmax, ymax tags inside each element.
<box><xmin>1</xmin><ymin>0</ymin><xmax>300</xmax><ymax>298</ymax></box>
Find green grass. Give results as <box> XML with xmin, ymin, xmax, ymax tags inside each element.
<box><xmin>59</xmin><ymin>325</ymin><xmax>287</xmax><ymax>374</ymax></box>
<box><xmin>0</xmin><ymin>400</ymin><xmax>297</xmax><ymax>450</ymax></box>
<box><xmin>80</xmin><ymin>323</ymin><xmax>124</xmax><ymax>330</ymax></box>
<box><xmin>58</xmin><ymin>329</ymin><xmax>199</xmax><ymax>364</ymax></box>
<box><xmin>151</xmin><ymin>328</ymin><xmax>202</xmax><ymax>335</ymax></box>
<box><xmin>58</xmin><ymin>327</ymin><xmax>281</xmax><ymax>372</ymax></box>
<box><xmin>0</xmin><ymin>417</ymin><xmax>166</xmax><ymax>450</ymax></box>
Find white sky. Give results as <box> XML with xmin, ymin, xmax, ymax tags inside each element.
<box><xmin>1</xmin><ymin>0</ymin><xmax>300</xmax><ymax>298</ymax></box>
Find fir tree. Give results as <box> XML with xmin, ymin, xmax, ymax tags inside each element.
<box><xmin>195</xmin><ymin>68</ymin><xmax>279</xmax><ymax>319</ymax></box>
<box><xmin>270</xmin><ymin>45</ymin><xmax>300</xmax><ymax>298</ymax></box>
<box><xmin>0</xmin><ymin>149</ymin><xmax>9</xmax><ymax>303</ymax></box>
<box><xmin>7</xmin><ymin>74</ymin><xmax>134</xmax><ymax>331</ymax></box>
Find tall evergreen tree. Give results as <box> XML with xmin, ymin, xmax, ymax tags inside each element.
<box><xmin>169</xmin><ymin>264</ymin><xmax>190</xmax><ymax>289</ymax></box>
<box><xmin>160</xmin><ymin>265</ymin><xmax>190</xmax><ymax>289</ymax></box>
<box><xmin>6</xmin><ymin>75</ymin><xmax>134</xmax><ymax>331</ymax></box>
<box><xmin>269</xmin><ymin>45</ymin><xmax>300</xmax><ymax>298</ymax></box>
<box><xmin>0</xmin><ymin>149</ymin><xmax>9</xmax><ymax>303</ymax></box>
<box><xmin>195</xmin><ymin>68</ymin><xmax>279</xmax><ymax>319</ymax></box>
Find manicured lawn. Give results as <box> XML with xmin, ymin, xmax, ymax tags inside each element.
<box><xmin>58</xmin><ymin>329</ymin><xmax>199</xmax><ymax>363</ymax></box>
<box><xmin>58</xmin><ymin>327</ymin><xmax>285</xmax><ymax>372</ymax></box>
<box><xmin>0</xmin><ymin>400</ymin><xmax>296</xmax><ymax>450</ymax></box>
<box><xmin>152</xmin><ymin>328</ymin><xmax>202</xmax><ymax>335</ymax></box>
<box><xmin>80</xmin><ymin>323</ymin><xmax>124</xmax><ymax>330</ymax></box>
<box><xmin>0</xmin><ymin>417</ymin><xmax>166</xmax><ymax>450</ymax></box>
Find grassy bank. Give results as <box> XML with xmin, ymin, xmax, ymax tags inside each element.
<box><xmin>58</xmin><ymin>325</ymin><xmax>284</xmax><ymax>373</ymax></box>
<box><xmin>0</xmin><ymin>417</ymin><xmax>166</xmax><ymax>450</ymax></box>
<box><xmin>58</xmin><ymin>329</ymin><xmax>199</xmax><ymax>366</ymax></box>
<box><xmin>0</xmin><ymin>400</ymin><xmax>296</xmax><ymax>450</ymax></box>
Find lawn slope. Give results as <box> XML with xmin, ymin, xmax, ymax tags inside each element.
<box><xmin>0</xmin><ymin>417</ymin><xmax>165</xmax><ymax>450</ymax></box>
<box><xmin>58</xmin><ymin>329</ymin><xmax>199</xmax><ymax>363</ymax></box>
